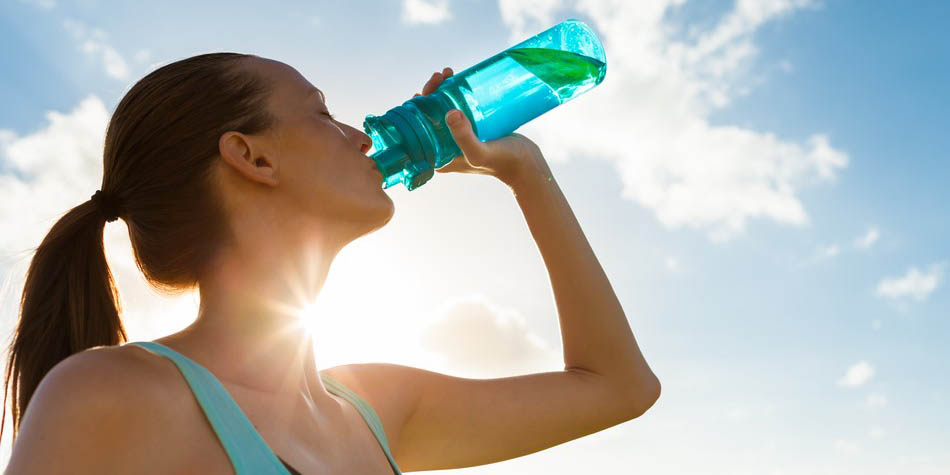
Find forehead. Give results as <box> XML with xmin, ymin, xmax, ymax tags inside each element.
<box><xmin>251</xmin><ymin>57</ymin><xmax>324</xmax><ymax>102</ymax></box>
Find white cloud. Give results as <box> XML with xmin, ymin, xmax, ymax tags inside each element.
<box><xmin>401</xmin><ymin>0</ymin><xmax>452</xmax><ymax>25</ymax></box>
<box><xmin>420</xmin><ymin>294</ymin><xmax>557</xmax><ymax>376</ymax></box>
<box><xmin>869</xmin><ymin>426</ymin><xmax>885</xmax><ymax>439</ymax></box>
<box><xmin>0</xmin><ymin>95</ymin><xmax>109</xmax><ymax>258</ymax></box>
<box><xmin>833</xmin><ymin>438</ymin><xmax>860</xmax><ymax>455</ymax></box>
<box><xmin>498</xmin><ymin>0</ymin><xmax>564</xmax><ymax>37</ymax></box>
<box><xmin>63</xmin><ymin>19</ymin><xmax>130</xmax><ymax>81</ymax></box>
<box><xmin>665</xmin><ymin>255</ymin><xmax>679</xmax><ymax>271</ymax></box>
<box><xmin>871</xmin><ymin>319</ymin><xmax>882</xmax><ymax>331</ymax></box>
<box><xmin>816</xmin><ymin>243</ymin><xmax>840</xmax><ymax>260</ymax></box>
<box><xmin>863</xmin><ymin>392</ymin><xmax>888</xmax><ymax>409</ymax></box>
<box><xmin>876</xmin><ymin>263</ymin><xmax>944</xmax><ymax>301</ymax></box>
<box><xmin>837</xmin><ymin>360</ymin><xmax>874</xmax><ymax>387</ymax></box>
<box><xmin>497</xmin><ymin>0</ymin><xmax>849</xmax><ymax>240</ymax></box>
<box><xmin>854</xmin><ymin>226</ymin><xmax>879</xmax><ymax>250</ymax></box>
<box><xmin>723</xmin><ymin>403</ymin><xmax>775</xmax><ymax>423</ymax></box>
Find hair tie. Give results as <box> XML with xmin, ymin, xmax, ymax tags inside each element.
<box><xmin>90</xmin><ymin>189</ymin><xmax>121</xmax><ymax>222</ymax></box>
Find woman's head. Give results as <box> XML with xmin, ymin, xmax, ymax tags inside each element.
<box><xmin>212</xmin><ymin>57</ymin><xmax>392</xmax><ymax>253</ymax></box>
<box><xmin>2</xmin><ymin>52</ymin><xmax>391</xmax><ymax>441</ymax></box>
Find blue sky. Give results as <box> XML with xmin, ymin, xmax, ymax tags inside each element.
<box><xmin>1</xmin><ymin>0</ymin><xmax>948</xmax><ymax>473</ymax></box>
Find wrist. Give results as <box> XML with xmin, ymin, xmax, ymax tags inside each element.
<box><xmin>501</xmin><ymin>162</ymin><xmax>556</xmax><ymax>191</ymax></box>
<box><xmin>499</xmin><ymin>158</ymin><xmax>555</xmax><ymax>192</ymax></box>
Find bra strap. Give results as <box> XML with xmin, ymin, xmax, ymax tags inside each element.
<box><xmin>321</xmin><ymin>373</ymin><xmax>401</xmax><ymax>473</ymax></box>
<box><xmin>126</xmin><ymin>341</ymin><xmax>291</xmax><ymax>474</ymax></box>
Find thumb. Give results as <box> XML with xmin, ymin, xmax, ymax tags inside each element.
<box><xmin>445</xmin><ymin>109</ymin><xmax>485</xmax><ymax>163</ymax></box>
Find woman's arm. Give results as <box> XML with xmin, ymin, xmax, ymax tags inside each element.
<box><xmin>432</xmin><ymin>65</ymin><xmax>659</xmax><ymax>394</ymax></box>
<box><xmin>504</xmin><ymin>165</ymin><xmax>660</xmax><ymax>395</ymax></box>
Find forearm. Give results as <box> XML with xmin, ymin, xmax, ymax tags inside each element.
<box><xmin>504</xmin><ymin>169</ymin><xmax>658</xmax><ymax>390</ymax></box>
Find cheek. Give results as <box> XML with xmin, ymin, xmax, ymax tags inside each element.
<box><xmin>282</xmin><ymin>128</ymin><xmax>339</xmax><ymax>181</ymax></box>
<box><xmin>278</xmin><ymin>127</ymin><xmax>376</xmax><ymax>206</ymax></box>
<box><xmin>283</xmin><ymin>153</ymin><xmax>355</xmax><ymax>207</ymax></box>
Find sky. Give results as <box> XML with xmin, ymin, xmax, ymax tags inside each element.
<box><xmin>1</xmin><ymin>0</ymin><xmax>948</xmax><ymax>473</ymax></box>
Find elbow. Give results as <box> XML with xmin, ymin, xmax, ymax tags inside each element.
<box><xmin>624</xmin><ymin>373</ymin><xmax>661</xmax><ymax>419</ymax></box>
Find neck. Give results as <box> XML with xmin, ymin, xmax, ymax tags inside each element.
<box><xmin>169</xmin><ymin>222</ymin><xmax>348</xmax><ymax>402</ymax></box>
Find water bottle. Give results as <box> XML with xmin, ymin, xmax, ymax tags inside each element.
<box><xmin>363</xmin><ymin>18</ymin><xmax>607</xmax><ymax>191</ymax></box>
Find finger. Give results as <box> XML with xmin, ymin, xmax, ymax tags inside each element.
<box><xmin>416</xmin><ymin>72</ymin><xmax>436</xmax><ymax>97</ymax></box>
<box><xmin>422</xmin><ymin>72</ymin><xmax>443</xmax><ymax>96</ymax></box>
<box><xmin>444</xmin><ymin>109</ymin><xmax>485</xmax><ymax>164</ymax></box>
<box><xmin>423</xmin><ymin>72</ymin><xmax>440</xmax><ymax>94</ymax></box>
<box><xmin>417</xmin><ymin>68</ymin><xmax>453</xmax><ymax>99</ymax></box>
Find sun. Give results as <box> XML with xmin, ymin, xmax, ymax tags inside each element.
<box><xmin>275</xmin><ymin>235</ymin><xmax>435</xmax><ymax>369</ymax></box>
<box><xmin>297</xmin><ymin>300</ymin><xmax>323</xmax><ymax>336</ymax></box>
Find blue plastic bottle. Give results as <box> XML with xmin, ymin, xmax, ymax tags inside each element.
<box><xmin>364</xmin><ymin>18</ymin><xmax>607</xmax><ymax>191</ymax></box>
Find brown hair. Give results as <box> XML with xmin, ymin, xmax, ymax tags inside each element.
<box><xmin>2</xmin><ymin>52</ymin><xmax>277</xmax><ymax>443</ymax></box>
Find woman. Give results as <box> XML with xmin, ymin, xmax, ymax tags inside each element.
<box><xmin>3</xmin><ymin>53</ymin><xmax>660</xmax><ymax>474</ymax></box>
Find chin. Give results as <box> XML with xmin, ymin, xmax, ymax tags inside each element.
<box><xmin>369</xmin><ymin>199</ymin><xmax>396</xmax><ymax>230</ymax></box>
<box><xmin>349</xmin><ymin>197</ymin><xmax>394</xmax><ymax>237</ymax></box>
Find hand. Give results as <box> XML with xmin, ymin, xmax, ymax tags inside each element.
<box><xmin>414</xmin><ymin>67</ymin><xmax>550</xmax><ymax>187</ymax></box>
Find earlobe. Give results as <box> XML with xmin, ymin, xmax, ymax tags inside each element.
<box><xmin>218</xmin><ymin>131</ymin><xmax>279</xmax><ymax>186</ymax></box>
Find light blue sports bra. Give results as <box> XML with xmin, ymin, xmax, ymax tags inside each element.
<box><xmin>126</xmin><ymin>341</ymin><xmax>402</xmax><ymax>474</ymax></box>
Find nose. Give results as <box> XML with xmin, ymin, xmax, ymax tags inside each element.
<box><xmin>357</xmin><ymin>131</ymin><xmax>373</xmax><ymax>155</ymax></box>
<box><xmin>342</xmin><ymin>122</ymin><xmax>373</xmax><ymax>155</ymax></box>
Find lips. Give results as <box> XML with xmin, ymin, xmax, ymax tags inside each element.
<box><xmin>361</xmin><ymin>153</ymin><xmax>382</xmax><ymax>181</ymax></box>
<box><xmin>368</xmin><ymin>160</ymin><xmax>382</xmax><ymax>180</ymax></box>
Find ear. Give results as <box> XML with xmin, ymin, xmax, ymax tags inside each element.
<box><xmin>218</xmin><ymin>131</ymin><xmax>279</xmax><ymax>187</ymax></box>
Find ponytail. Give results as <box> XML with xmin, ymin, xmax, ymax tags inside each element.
<box><xmin>2</xmin><ymin>198</ymin><xmax>127</xmax><ymax>443</ymax></box>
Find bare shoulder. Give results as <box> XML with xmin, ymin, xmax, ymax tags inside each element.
<box><xmin>4</xmin><ymin>344</ymin><xmax>187</xmax><ymax>474</ymax></box>
<box><xmin>38</xmin><ymin>344</ymin><xmax>178</xmax><ymax>406</ymax></box>
<box><xmin>29</xmin><ymin>344</ymin><xmax>173</xmax><ymax>412</ymax></box>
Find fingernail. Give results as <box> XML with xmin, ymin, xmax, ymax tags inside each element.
<box><xmin>446</xmin><ymin>110</ymin><xmax>462</xmax><ymax>126</ymax></box>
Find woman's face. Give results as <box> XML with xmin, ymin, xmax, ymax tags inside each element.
<box><xmin>245</xmin><ymin>57</ymin><xmax>393</xmax><ymax>239</ymax></box>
